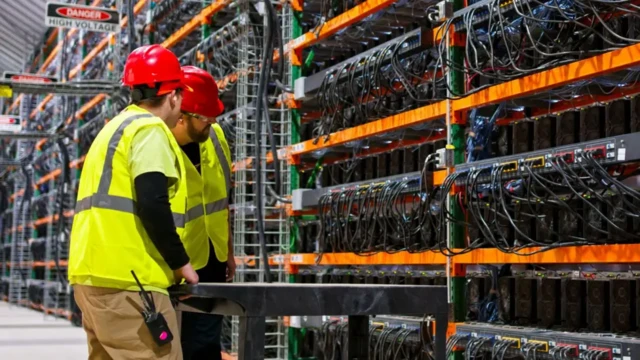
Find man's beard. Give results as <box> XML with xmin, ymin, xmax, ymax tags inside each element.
<box><xmin>187</xmin><ymin>121</ymin><xmax>210</xmax><ymax>143</ymax></box>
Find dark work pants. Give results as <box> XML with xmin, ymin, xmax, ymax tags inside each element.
<box><xmin>181</xmin><ymin>242</ymin><xmax>227</xmax><ymax>360</ymax></box>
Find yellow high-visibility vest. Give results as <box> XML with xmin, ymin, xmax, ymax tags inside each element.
<box><xmin>68</xmin><ymin>106</ymin><xmax>187</xmax><ymax>295</ymax></box>
<box><xmin>172</xmin><ymin>123</ymin><xmax>232</xmax><ymax>269</ymax></box>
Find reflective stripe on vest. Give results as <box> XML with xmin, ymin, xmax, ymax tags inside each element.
<box><xmin>74</xmin><ymin>113</ymin><xmax>153</xmax><ymax>214</ymax></box>
<box><xmin>209</xmin><ymin>128</ymin><xmax>231</xmax><ymax>195</ymax></box>
<box><xmin>173</xmin><ymin>204</ymin><xmax>207</xmax><ymax>228</ymax></box>
<box><xmin>172</xmin><ymin>130</ymin><xmax>231</xmax><ymax>228</ymax></box>
<box><xmin>172</xmin><ymin>187</ymin><xmax>228</xmax><ymax>227</ymax></box>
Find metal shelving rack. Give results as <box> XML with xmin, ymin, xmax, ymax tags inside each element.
<box><xmin>0</xmin><ymin>0</ymin><xmax>146</xmax><ymax>321</ymax></box>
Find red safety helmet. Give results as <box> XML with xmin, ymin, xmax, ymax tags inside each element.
<box><xmin>122</xmin><ymin>44</ymin><xmax>183</xmax><ymax>97</ymax></box>
<box><xmin>180</xmin><ymin>66</ymin><xmax>225</xmax><ymax>118</ymax></box>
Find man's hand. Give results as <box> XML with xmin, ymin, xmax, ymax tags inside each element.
<box><xmin>174</xmin><ymin>262</ymin><xmax>199</xmax><ymax>284</ymax></box>
<box><xmin>226</xmin><ymin>256</ymin><xmax>236</xmax><ymax>282</ymax></box>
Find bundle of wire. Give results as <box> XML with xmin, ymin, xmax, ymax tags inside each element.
<box><xmin>313</xmin><ymin>321</ymin><xmax>428</xmax><ymax>359</ymax></box>
<box><xmin>314</xmin><ymin>33</ymin><xmax>446</xmax><ymax>138</ymax></box>
<box><xmin>179</xmin><ymin>15</ymin><xmax>246</xmax><ymax>82</ymax></box>
<box><xmin>314</xmin><ymin>153</ymin><xmax>446</xmax><ymax>257</ymax></box>
<box><xmin>433</xmin><ymin>148</ymin><xmax>640</xmax><ymax>256</ymax></box>
<box><xmin>435</xmin><ymin>0</ymin><xmax>640</xmax><ymax>96</ymax></box>
<box><xmin>316</xmin><ymin>176</ymin><xmax>436</xmax><ymax>255</ymax></box>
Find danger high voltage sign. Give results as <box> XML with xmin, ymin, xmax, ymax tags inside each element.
<box><xmin>45</xmin><ymin>2</ymin><xmax>120</xmax><ymax>33</ymax></box>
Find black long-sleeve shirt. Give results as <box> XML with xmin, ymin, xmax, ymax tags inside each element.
<box><xmin>134</xmin><ymin>172</ymin><xmax>189</xmax><ymax>270</ymax></box>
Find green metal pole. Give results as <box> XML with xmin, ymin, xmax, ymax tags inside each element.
<box><xmin>288</xmin><ymin>9</ymin><xmax>304</xmax><ymax>360</ymax></box>
<box><xmin>449</xmin><ymin>0</ymin><xmax>466</xmax><ymax>357</ymax></box>
<box><xmin>200</xmin><ymin>1</ymin><xmax>211</xmax><ymax>70</ymax></box>
<box><xmin>148</xmin><ymin>1</ymin><xmax>156</xmax><ymax>44</ymax></box>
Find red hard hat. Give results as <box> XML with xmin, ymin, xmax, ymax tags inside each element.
<box><xmin>180</xmin><ymin>66</ymin><xmax>225</xmax><ymax>118</ymax></box>
<box><xmin>122</xmin><ymin>45</ymin><xmax>183</xmax><ymax>96</ymax></box>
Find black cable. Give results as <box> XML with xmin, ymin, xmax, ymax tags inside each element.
<box><xmin>128</xmin><ymin>0</ymin><xmax>136</xmax><ymax>53</ymax></box>
<box><xmin>53</xmin><ymin>138</ymin><xmax>71</xmax><ymax>286</ymax></box>
<box><xmin>255</xmin><ymin>0</ymin><xmax>273</xmax><ymax>283</ymax></box>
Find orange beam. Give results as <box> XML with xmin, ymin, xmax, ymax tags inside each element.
<box><xmin>30</xmin><ymin>94</ymin><xmax>54</xmax><ymax>119</ymax></box>
<box><xmin>296</xmin><ymin>134</ymin><xmax>445</xmax><ymax>171</ymax></box>
<box><xmin>45</xmin><ymin>29</ymin><xmax>59</xmax><ymax>48</ymax></box>
<box><xmin>28</xmin><ymin>28</ymin><xmax>59</xmax><ymax>72</ymax></box>
<box><xmin>7</xmin><ymin>158</ymin><xmax>86</xmax><ymax>201</ymax></box>
<box><xmin>161</xmin><ymin>0</ymin><xmax>232</xmax><ymax>49</ymax></box>
<box><xmin>70</xmin><ymin>156</ymin><xmax>86</xmax><ymax>169</ymax></box>
<box><xmin>453</xmin><ymin>42</ymin><xmax>640</xmax><ymax>113</ymax></box>
<box><xmin>7</xmin><ymin>94</ymin><xmax>23</xmax><ymax>113</ymax></box>
<box><xmin>33</xmin><ymin>260</ymin><xmax>69</xmax><ymax>268</ymax></box>
<box><xmin>35</xmin><ymin>138</ymin><xmax>47</xmax><ymax>150</ymax></box>
<box><xmin>283</xmin><ymin>0</ymin><xmax>399</xmax><ymax>55</ymax></box>
<box><xmin>496</xmin><ymin>81</ymin><xmax>640</xmax><ymax>126</ymax></box>
<box><xmin>290</xmin><ymin>101</ymin><xmax>447</xmax><ymax>162</ymax></box>
<box><xmin>38</xmin><ymin>169</ymin><xmax>62</xmax><ymax>185</ymax></box>
<box><xmin>454</xmin><ymin>244</ymin><xmax>640</xmax><ymax>264</ymax></box>
<box><xmin>32</xmin><ymin>211</ymin><xmax>74</xmax><ymax>227</ymax></box>
<box><xmin>221</xmin><ymin>353</ymin><xmax>237</xmax><ymax>360</ymax></box>
<box><xmin>67</xmin><ymin>38</ymin><xmax>108</xmax><ymax>80</ymax></box>
<box><xmin>232</xmin><ymin>152</ymin><xmax>275</xmax><ymax>172</ymax></box>
<box><xmin>36</xmin><ymin>157</ymin><xmax>86</xmax><ymax>185</ymax></box>
<box><xmin>284</xmin><ymin>252</ymin><xmax>447</xmax><ymax>265</ymax></box>
<box><xmin>66</xmin><ymin>94</ymin><xmax>106</xmax><ymax>124</ymax></box>
<box><xmin>289</xmin><ymin>43</ymin><xmax>640</xmax><ymax>161</ymax></box>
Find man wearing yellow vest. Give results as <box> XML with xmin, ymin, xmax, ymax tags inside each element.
<box><xmin>168</xmin><ymin>66</ymin><xmax>233</xmax><ymax>360</ymax></box>
<box><xmin>69</xmin><ymin>45</ymin><xmax>198</xmax><ymax>360</ymax></box>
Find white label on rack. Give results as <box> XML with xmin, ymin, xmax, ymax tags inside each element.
<box><xmin>277</xmin><ymin>148</ymin><xmax>287</xmax><ymax>159</ymax></box>
<box><xmin>273</xmin><ymin>255</ymin><xmax>284</xmax><ymax>264</ymax></box>
<box><xmin>292</xmin><ymin>35</ymin><xmax>306</xmax><ymax>49</ymax></box>
<box><xmin>290</xmin><ymin>316</ymin><xmax>301</xmax><ymax>328</ymax></box>
<box><xmin>292</xmin><ymin>143</ymin><xmax>304</xmax><ymax>152</ymax></box>
<box><xmin>0</xmin><ymin>116</ymin><xmax>20</xmax><ymax>132</ymax></box>
<box><xmin>291</xmin><ymin>254</ymin><xmax>303</xmax><ymax>263</ymax></box>
<box><xmin>618</xmin><ymin>148</ymin><xmax>626</xmax><ymax>161</ymax></box>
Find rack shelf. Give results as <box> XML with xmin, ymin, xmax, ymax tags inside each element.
<box><xmin>8</xmin><ymin>156</ymin><xmax>84</xmax><ymax>202</ymax></box>
<box><xmin>289</xmin><ymin>104</ymin><xmax>447</xmax><ymax>163</ymax></box>
<box><xmin>496</xmin><ymin>81</ymin><xmax>640</xmax><ymax>126</ymax></box>
<box><xmin>284</xmin><ymin>252</ymin><xmax>448</xmax><ymax>266</ymax></box>
<box><xmin>290</xmin><ymin>42</ymin><xmax>640</xmax><ymax>162</ymax></box>
<box><xmin>453</xmin><ymin>43</ymin><xmax>640</xmax><ymax>114</ymax></box>
<box><xmin>161</xmin><ymin>0</ymin><xmax>233</xmax><ymax>49</ymax></box>
<box><xmin>454</xmin><ymin>244</ymin><xmax>640</xmax><ymax>265</ymax></box>
<box><xmin>284</xmin><ymin>244</ymin><xmax>640</xmax><ymax>267</ymax></box>
<box><xmin>283</xmin><ymin>0</ymin><xmax>400</xmax><ymax>57</ymax></box>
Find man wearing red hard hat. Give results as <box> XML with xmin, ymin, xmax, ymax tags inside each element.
<box><xmin>167</xmin><ymin>66</ymin><xmax>230</xmax><ymax>360</ymax></box>
<box><xmin>69</xmin><ymin>45</ymin><xmax>199</xmax><ymax>359</ymax></box>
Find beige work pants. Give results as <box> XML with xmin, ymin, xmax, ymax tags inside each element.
<box><xmin>74</xmin><ymin>285</ymin><xmax>183</xmax><ymax>360</ymax></box>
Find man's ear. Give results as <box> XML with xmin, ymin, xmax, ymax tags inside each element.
<box><xmin>168</xmin><ymin>90</ymin><xmax>179</xmax><ymax>108</ymax></box>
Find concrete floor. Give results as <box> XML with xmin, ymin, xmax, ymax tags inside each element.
<box><xmin>0</xmin><ymin>302</ymin><xmax>87</xmax><ymax>359</ymax></box>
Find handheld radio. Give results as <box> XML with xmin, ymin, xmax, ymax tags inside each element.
<box><xmin>131</xmin><ymin>270</ymin><xmax>174</xmax><ymax>346</ymax></box>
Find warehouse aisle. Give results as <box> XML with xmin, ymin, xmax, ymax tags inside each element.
<box><xmin>0</xmin><ymin>302</ymin><xmax>87</xmax><ymax>359</ymax></box>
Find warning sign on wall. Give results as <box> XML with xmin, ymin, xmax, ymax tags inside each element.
<box><xmin>45</xmin><ymin>2</ymin><xmax>120</xmax><ymax>33</ymax></box>
<box><xmin>3</xmin><ymin>72</ymin><xmax>58</xmax><ymax>83</ymax></box>
<box><xmin>0</xmin><ymin>116</ymin><xmax>21</xmax><ymax>132</ymax></box>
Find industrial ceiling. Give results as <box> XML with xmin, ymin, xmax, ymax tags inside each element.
<box><xmin>0</xmin><ymin>0</ymin><xmax>50</xmax><ymax>74</ymax></box>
